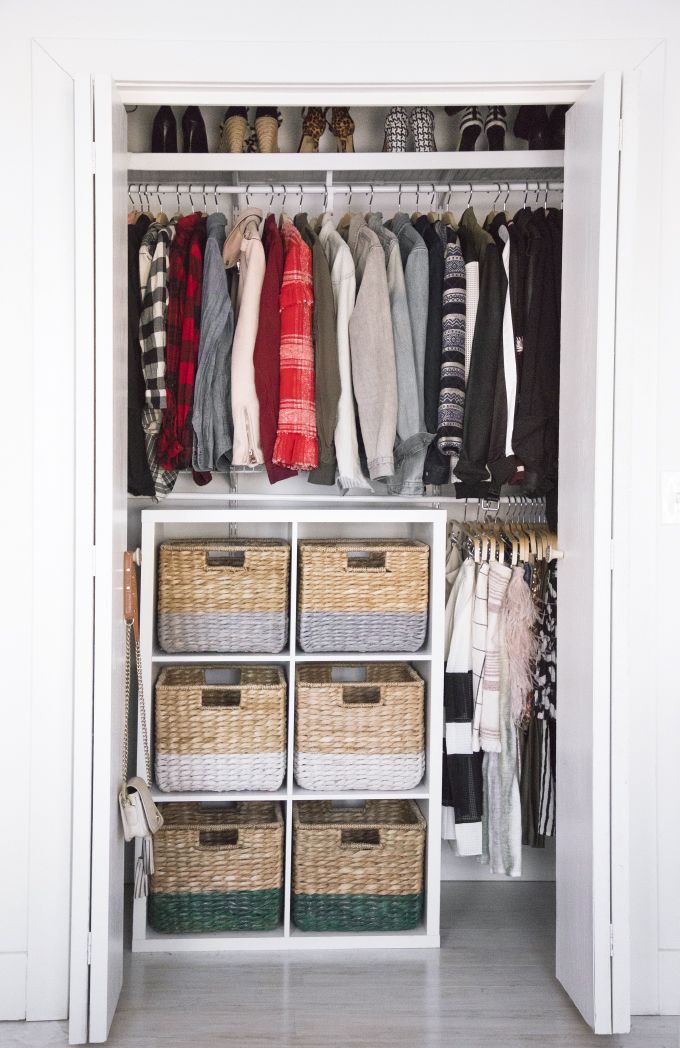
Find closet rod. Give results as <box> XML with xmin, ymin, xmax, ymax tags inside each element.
<box><xmin>128</xmin><ymin>180</ymin><xmax>564</xmax><ymax>196</ymax></box>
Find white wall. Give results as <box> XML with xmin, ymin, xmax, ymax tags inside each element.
<box><xmin>1</xmin><ymin>0</ymin><xmax>679</xmax><ymax>1022</ymax></box>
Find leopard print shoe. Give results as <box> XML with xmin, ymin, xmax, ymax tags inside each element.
<box><xmin>298</xmin><ymin>107</ymin><xmax>328</xmax><ymax>153</ymax></box>
<box><xmin>329</xmin><ymin>107</ymin><xmax>355</xmax><ymax>153</ymax></box>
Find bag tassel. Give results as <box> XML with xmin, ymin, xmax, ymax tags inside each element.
<box><xmin>143</xmin><ymin>835</ymin><xmax>155</xmax><ymax>877</ymax></box>
<box><xmin>134</xmin><ymin>855</ymin><xmax>148</xmax><ymax>899</ymax></box>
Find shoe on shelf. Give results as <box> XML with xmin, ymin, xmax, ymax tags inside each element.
<box><xmin>181</xmin><ymin>106</ymin><xmax>208</xmax><ymax>153</ymax></box>
<box><xmin>255</xmin><ymin>107</ymin><xmax>281</xmax><ymax>153</ymax></box>
<box><xmin>485</xmin><ymin>105</ymin><xmax>507</xmax><ymax>151</ymax></box>
<box><xmin>298</xmin><ymin>107</ymin><xmax>328</xmax><ymax>153</ymax></box>
<box><xmin>329</xmin><ymin>107</ymin><xmax>355</xmax><ymax>153</ymax></box>
<box><xmin>513</xmin><ymin>105</ymin><xmax>550</xmax><ymax>150</ymax></box>
<box><xmin>458</xmin><ymin>106</ymin><xmax>483</xmax><ymax>151</ymax></box>
<box><xmin>218</xmin><ymin>107</ymin><xmax>249</xmax><ymax>153</ymax></box>
<box><xmin>410</xmin><ymin>106</ymin><xmax>436</xmax><ymax>152</ymax></box>
<box><xmin>151</xmin><ymin>106</ymin><xmax>177</xmax><ymax>153</ymax></box>
<box><xmin>548</xmin><ymin>104</ymin><xmax>570</xmax><ymax>149</ymax></box>
<box><xmin>383</xmin><ymin>106</ymin><xmax>410</xmax><ymax>152</ymax></box>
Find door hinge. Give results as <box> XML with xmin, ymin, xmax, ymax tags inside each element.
<box><xmin>92</xmin><ymin>545</ymin><xmax>97</xmax><ymax>577</ymax></box>
<box><xmin>91</xmin><ymin>141</ymin><xmax>96</xmax><ymax>173</ymax></box>
<box><xmin>618</xmin><ymin>118</ymin><xmax>623</xmax><ymax>152</ymax></box>
<box><xmin>610</xmin><ymin>539</ymin><xmax>615</xmax><ymax>571</ymax></box>
<box><xmin>87</xmin><ymin>931</ymin><xmax>93</xmax><ymax>965</ymax></box>
<box><xmin>609</xmin><ymin>925</ymin><xmax>614</xmax><ymax>956</ymax></box>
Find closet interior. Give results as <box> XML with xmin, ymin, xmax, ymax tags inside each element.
<box><xmin>123</xmin><ymin>100</ymin><xmax>564</xmax><ymax>955</ymax></box>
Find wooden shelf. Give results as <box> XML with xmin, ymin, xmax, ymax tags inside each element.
<box><xmin>128</xmin><ymin>148</ymin><xmax>564</xmax><ymax>183</ymax></box>
<box><xmin>151</xmin><ymin>786</ymin><xmax>288</xmax><ymax>803</ymax></box>
<box><xmin>291</xmin><ymin>785</ymin><xmax>429</xmax><ymax>801</ymax></box>
<box><xmin>152</xmin><ymin>650</ymin><xmax>291</xmax><ymax>663</ymax></box>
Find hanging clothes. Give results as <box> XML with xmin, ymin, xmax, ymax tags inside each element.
<box><xmin>435</xmin><ymin>233</ymin><xmax>466</xmax><ymax>466</ymax></box>
<box><xmin>254</xmin><ymin>214</ymin><xmax>296</xmax><ymax>485</ymax></box>
<box><xmin>225</xmin><ymin>208</ymin><xmax>266</xmax><ymax>470</ymax></box>
<box><xmin>295</xmin><ymin>213</ymin><xmax>341</xmax><ymax>486</ymax></box>
<box><xmin>128</xmin><ymin>213</ymin><xmax>155</xmax><ymax>496</ymax></box>
<box><xmin>482</xmin><ymin>590</ymin><xmax>522</xmax><ymax>878</ymax></box>
<box><xmin>384</xmin><ymin>212</ymin><xmax>431</xmax><ymax>495</ymax></box>
<box><xmin>442</xmin><ymin>557</ymin><xmax>483</xmax><ymax>856</ymax></box>
<box><xmin>192</xmin><ymin>212</ymin><xmax>233</xmax><ymax>475</ymax></box>
<box><xmin>413</xmin><ymin>215</ymin><xmax>444</xmax><ymax>440</ymax></box>
<box><xmin>367</xmin><ymin>213</ymin><xmax>430</xmax><ymax>496</ymax></box>
<box><xmin>510</xmin><ymin>209</ymin><xmax>562</xmax><ymax>511</ymax></box>
<box><xmin>156</xmin><ymin>212</ymin><xmax>207</xmax><ymax>473</ymax></box>
<box><xmin>137</xmin><ymin>218</ymin><xmax>178</xmax><ymax>498</ymax></box>
<box><xmin>338</xmin><ymin>214</ymin><xmax>398</xmax><ymax>481</ymax></box>
<box><xmin>272</xmin><ymin>217</ymin><xmax>318</xmax><ymax>472</ymax></box>
<box><xmin>317</xmin><ymin>214</ymin><xmax>368</xmax><ymax>490</ymax></box>
<box><xmin>454</xmin><ymin>207</ymin><xmax>505</xmax><ymax>492</ymax></box>
<box><xmin>486</xmin><ymin>212</ymin><xmax>518</xmax><ymax>488</ymax></box>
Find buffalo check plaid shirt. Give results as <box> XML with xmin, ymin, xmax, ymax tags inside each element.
<box><xmin>156</xmin><ymin>213</ymin><xmax>207</xmax><ymax>472</ymax></box>
<box><xmin>138</xmin><ymin>220</ymin><xmax>178</xmax><ymax>497</ymax></box>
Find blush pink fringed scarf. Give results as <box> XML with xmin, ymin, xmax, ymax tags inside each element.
<box><xmin>273</xmin><ymin>219</ymin><xmax>318</xmax><ymax>471</ymax></box>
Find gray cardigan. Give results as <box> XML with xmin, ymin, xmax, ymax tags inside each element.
<box><xmin>339</xmin><ymin>215</ymin><xmax>398</xmax><ymax>481</ymax></box>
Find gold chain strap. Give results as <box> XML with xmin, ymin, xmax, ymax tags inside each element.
<box><xmin>122</xmin><ymin>620</ymin><xmax>152</xmax><ymax>787</ymax></box>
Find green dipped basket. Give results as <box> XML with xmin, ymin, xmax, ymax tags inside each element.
<box><xmin>292</xmin><ymin>800</ymin><xmax>425</xmax><ymax>932</ymax></box>
<box><xmin>148</xmin><ymin>802</ymin><xmax>284</xmax><ymax>933</ymax></box>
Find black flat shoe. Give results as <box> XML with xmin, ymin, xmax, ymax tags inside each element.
<box><xmin>548</xmin><ymin>104</ymin><xmax>570</xmax><ymax>149</ymax></box>
<box><xmin>485</xmin><ymin>105</ymin><xmax>507</xmax><ymax>151</ymax></box>
<box><xmin>458</xmin><ymin>106</ymin><xmax>483</xmax><ymax>151</ymax></box>
<box><xmin>513</xmin><ymin>105</ymin><xmax>550</xmax><ymax>149</ymax></box>
<box><xmin>182</xmin><ymin>106</ymin><xmax>208</xmax><ymax>153</ymax></box>
<box><xmin>151</xmin><ymin>106</ymin><xmax>177</xmax><ymax>153</ymax></box>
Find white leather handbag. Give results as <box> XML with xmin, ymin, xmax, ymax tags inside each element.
<box><xmin>118</xmin><ymin>552</ymin><xmax>163</xmax><ymax>897</ymax></box>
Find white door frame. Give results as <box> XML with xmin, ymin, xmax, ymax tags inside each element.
<box><xmin>27</xmin><ymin>33</ymin><xmax>663</xmax><ymax>1039</ymax></box>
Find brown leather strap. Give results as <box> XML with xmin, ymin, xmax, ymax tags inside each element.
<box><xmin>123</xmin><ymin>552</ymin><xmax>140</xmax><ymax>644</ymax></box>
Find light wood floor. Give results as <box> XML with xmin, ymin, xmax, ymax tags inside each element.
<box><xmin>2</xmin><ymin>883</ymin><xmax>678</xmax><ymax>1047</ymax></box>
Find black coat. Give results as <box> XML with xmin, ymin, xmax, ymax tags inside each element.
<box><xmin>127</xmin><ymin>215</ymin><xmax>155</xmax><ymax>497</ymax></box>
<box><xmin>454</xmin><ymin>207</ymin><xmax>506</xmax><ymax>490</ymax></box>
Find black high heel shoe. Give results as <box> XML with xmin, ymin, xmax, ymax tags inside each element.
<box><xmin>485</xmin><ymin>106</ymin><xmax>507</xmax><ymax>151</ymax></box>
<box><xmin>548</xmin><ymin>104</ymin><xmax>570</xmax><ymax>149</ymax></box>
<box><xmin>182</xmin><ymin>106</ymin><xmax>208</xmax><ymax>153</ymax></box>
<box><xmin>458</xmin><ymin>106</ymin><xmax>483</xmax><ymax>151</ymax></box>
<box><xmin>151</xmin><ymin>106</ymin><xmax>177</xmax><ymax>153</ymax></box>
<box><xmin>513</xmin><ymin>105</ymin><xmax>550</xmax><ymax>150</ymax></box>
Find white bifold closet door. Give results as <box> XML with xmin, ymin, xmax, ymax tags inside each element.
<box><xmin>556</xmin><ymin>71</ymin><xmax>626</xmax><ymax>1035</ymax></box>
<box><xmin>73</xmin><ymin>72</ymin><xmax>629</xmax><ymax>1043</ymax></box>
<box><xmin>73</xmin><ymin>75</ymin><xmax>130</xmax><ymax>1045</ymax></box>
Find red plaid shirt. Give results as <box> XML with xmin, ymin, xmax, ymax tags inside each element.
<box><xmin>157</xmin><ymin>213</ymin><xmax>206</xmax><ymax>471</ymax></box>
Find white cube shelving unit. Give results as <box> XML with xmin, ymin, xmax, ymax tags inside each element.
<box><xmin>132</xmin><ymin>508</ymin><xmax>446</xmax><ymax>952</ymax></box>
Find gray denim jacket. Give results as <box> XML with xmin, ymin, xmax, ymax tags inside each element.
<box><xmin>367</xmin><ymin>213</ymin><xmax>431</xmax><ymax>495</ymax></box>
<box><xmin>385</xmin><ymin>213</ymin><xmax>433</xmax><ymax>494</ymax></box>
<box><xmin>192</xmin><ymin>212</ymin><xmax>234</xmax><ymax>472</ymax></box>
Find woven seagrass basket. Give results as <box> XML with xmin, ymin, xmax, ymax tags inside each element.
<box><xmin>154</xmin><ymin>665</ymin><xmax>287</xmax><ymax>793</ymax></box>
<box><xmin>297</xmin><ymin>540</ymin><xmax>429</xmax><ymax>652</ymax></box>
<box><xmin>292</xmin><ymin>799</ymin><xmax>425</xmax><ymax>932</ymax></box>
<box><xmin>294</xmin><ymin>664</ymin><xmax>425</xmax><ymax>791</ymax></box>
<box><xmin>148</xmin><ymin>802</ymin><xmax>284</xmax><ymax>933</ymax></box>
<box><xmin>157</xmin><ymin>540</ymin><xmax>290</xmax><ymax>653</ymax></box>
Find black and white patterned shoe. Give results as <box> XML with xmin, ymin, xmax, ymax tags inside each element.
<box><xmin>410</xmin><ymin>106</ymin><xmax>436</xmax><ymax>152</ymax></box>
<box><xmin>485</xmin><ymin>105</ymin><xmax>507</xmax><ymax>151</ymax></box>
<box><xmin>458</xmin><ymin>106</ymin><xmax>483</xmax><ymax>151</ymax></box>
<box><xmin>383</xmin><ymin>106</ymin><xmax>410</xmax><ymax>152</ymax></box>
